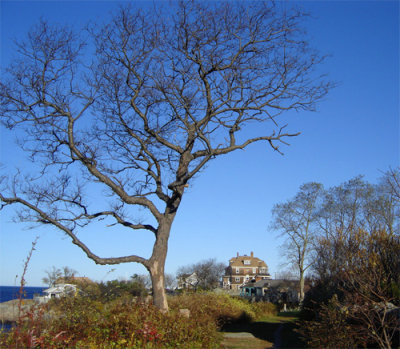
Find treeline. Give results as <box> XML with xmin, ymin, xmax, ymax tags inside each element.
<box><xmin>42</xmin><ymin>268</ymin><xmax>157</xmax><ymax>301</ymax></box>
<box><xmin>271</xmin><ymin>168</ymin><xmax>399</xmax><ymax>348</ymax></box>
<box><xmin>42</xmin><ymin>258</ymin><xmax>227</xmax><ymax>300</ymax></box>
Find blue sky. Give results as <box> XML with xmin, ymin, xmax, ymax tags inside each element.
<box><xmin>0</xmin><ymin>1</ymin><xmax>398</xmax><ymax>286</ymax></box>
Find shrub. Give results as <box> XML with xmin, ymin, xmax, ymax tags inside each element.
<box><xmin>96</xmin><ymin>279</ymin><xmax>148</xmax><ymax>302</ymax></box>
<box><xmin>298</xmin><ymin>295</ymin><xmax>364</xmax><ymax>349</ymax></box>
<box><xmin>0</xmin><ymin>295</ymin><xmax>222</xmax><ymax>348</ymax></box>
<box><xmin>168</xmin><ymin>292</ymin><xmax>277</xmax><ymax>327</ymax></box>
<box><xmin>250</xmin><ymin>300</ymin><xmax>278</xmax><ymax>320</ymax></box>
<box><xmin>301</xmin><ymin>229</ymin><xmax>400</xmax><ymax>348</ymax></box>
<box><xmin>0</xmin><ymin>292</ymin><xmax>277</xmax><ymax>348</ymax></box>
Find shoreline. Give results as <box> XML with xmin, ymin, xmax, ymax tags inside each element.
<box><xmin>0</xmin><ymin>299</ymin><xmax>36</xmax><ymax>323</ymax></box>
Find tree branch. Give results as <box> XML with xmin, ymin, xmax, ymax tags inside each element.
<box><xmin>0</xmin><ymin>193</ymin><xmax>150</xmax><ymax>267</ymax></box>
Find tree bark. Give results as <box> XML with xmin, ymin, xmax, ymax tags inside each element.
<box><xmin>299</xmin><ymin>270</ymin><xmax>305</xmax><ymax>302</ymax></box>
<box><xmin>149</xmin><ymin>261</ymin><xmax>168</xmax><ymax>312</ymax></box>
<box><xmin>148</xmin><ymin>214</ymin><xmax>175</xmax><ymax>312</ymax></box>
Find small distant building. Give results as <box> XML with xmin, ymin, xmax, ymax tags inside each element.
<box><xmin>222</xmin><ymin>252</ymin><xmax>271</xmax><ymax>290</ymax></box>
<box><xmin>240</xmin><ymin>279</ymin><xmax>300</xmax><ymax>304</ymax></box>
<box><xmin>177</xmin><ymin>272</ymin><xmax>199</xmax><ymax>290</ymax></box>
<box><xmin>35</xmin><ymin>283</ymin><xmax>78</xmax><ymax>303</ymax></box>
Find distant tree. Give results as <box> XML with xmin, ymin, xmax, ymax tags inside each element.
<box><xmin>317</xmin><ymin>174</ymin><xmax>400</xmax><ymax>239</ymax></box>
<box><xmin>375</xmin><ymin>167</ymin><xmax>400</xmax><ymax>234</ymax></box>
<box><xmin>164</xmin><ymin>273</ymin><xmax>176</xmax><ymax>290</ymax></box>
<box><xmin>99</xmin><ymin>278</ymin><xmax>147</xmax><ymax>301</ymax></box>
<box><xmin>270</xmin><ymin>182</ymin><xmax>324</xmax><ymax>301</ymax></box>
<box><xmin>318</xmin><ymin>176</ymin><xmax>378</xmax><ymax>238</ymax></box>
<box><xmin>274</xmin><ymin>269</ymin><xmax>298</xmax><ymax>280</ymax></box>
<box><xmin>42</xmin><ymin>266</ymin><xmax>77</xmax><ymax>286</ymax></box>
<box><xmin>177</xmin><ymin>258</ymin><xmax>225</xmax><ymax>290</ymax></box>
<box><xmin>131</xmin><ymin>272</ymin><xmax>175</xmax><ymax>290</ymax></box>
<box><xmin>384</xmin><ymin>167</ymin><xmax>400</xmax><ymax>203</ymax></box>
<box><xmin>131</xmin><ymin>274</ymin><xmax>152</xmax><ymax>289</ymax></box>
<box><xmin>42</xmin><ymin>267</ymin><xmax>62</xmax><ymax>287</ymax></box>
<box><xmin>0</xmin><ymin>1</ymin><xmax>332</xmax><ymax>311</ymax></box>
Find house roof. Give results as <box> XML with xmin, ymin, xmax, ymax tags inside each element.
<box><xmin>229</xmin><ymin>252</ymin><xmax>268</xmax><ymax>269</ymax></box>
<box><xmin>241</xmin><ymin>279</ymin><xmax>299</xmax><ymax>289</ymax></box>
<box><xmin>178</xmin><ymin>272</ymin><xmax>197</xmax><ymax>279</ymax></box>
<box><xmin>44</xmin><ymin>283</ymin><xmax>77</xmax><ymax>294</ymax></box>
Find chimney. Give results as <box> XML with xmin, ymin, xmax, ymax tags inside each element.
<box><xmin>251</xmin><ymin>251</ymin><xmax>254</xmax><ymax>258</ymax></box>
<box><xmin>237</xmin><ymin>252</ymin><xmax>239</xmax><ymax>258</ymax></box>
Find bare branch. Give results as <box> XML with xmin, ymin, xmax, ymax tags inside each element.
<box><xmin>0</xmin><ymin>193</ymin><xmax>150</xmax><ymax>267</ymax></box>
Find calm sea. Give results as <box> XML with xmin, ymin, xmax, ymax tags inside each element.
<box><xmin>0</xmin><ymin>286</ymin><xmax>46</xmax><ymax>303</ymax></box>
<box><xmin>0</xmin><ymin>286</ymin><xmax>47</xmax><ymax>332</ymax></box>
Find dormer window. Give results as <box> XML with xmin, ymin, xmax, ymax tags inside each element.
<box><xmin>244</xmin><ymin>260</ymin><xmax>251</xmax><ymax>265</ymax></box>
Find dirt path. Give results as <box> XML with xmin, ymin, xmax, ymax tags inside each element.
<box><xmin>221</xmin><ymin>312</ymin><xmax>302</xmax><ymax>349</ymax></box>
<box><xmin>222</xmin><ymin>332</ymin><xmax>273</xmax><ymax>349</ymax></box>
<box><xmin>272</xmin><ymin>323</ymin><xmax>284</xmax><ymax>348</ymax></box>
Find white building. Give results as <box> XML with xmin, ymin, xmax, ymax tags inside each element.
<box><xmin>35</xmin><ymin>283</ymin><xmax>78</xmax><ymax>303</ymax></box>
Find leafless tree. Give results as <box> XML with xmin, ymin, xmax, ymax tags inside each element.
<box><xmin>384</xmin><ymin>167</ymin><xmax>400</xmax><ymax>203</ymax></box>
<box><xmin>318</xmin><ymin>175</ymin><xmax>400</xmax><ymax>238</ymax></box>
<box><xmin>0</xmin><ymin>1</ymin><xmax>332</xmax><ymax>311</ymax></box>
<box><xmin>317</xmin><ymin>177</ymin><xmax>374</xmax><ymax>238</ymax></box>
<box><xmin>177</xmin><ymin>258</ymin><xmax>225</xmax><ymax>290</ymax></box>
<box><xmin>42</xmin><ymin>266</ymin><xmax>77</xmax><ymax>286</ymax></box>
<box><xmin>376</xmin><ymin>167</ymin><xmax>400</xmax><ymax>235</ymax></box>
<box><xmin>270</xmin><ymin>182</ymin><xmax>324</xmax><ymax>301</ymax></box>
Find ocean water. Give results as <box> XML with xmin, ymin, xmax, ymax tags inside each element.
<box><xmin>0</xmin><ymin>286</ymin><xmax>46</xmax><ymax>303</ymax></box>
<box><xmin>0</xmin><ymin>286</ymin><xmax>47</xmax><ymax>332</ymax></box>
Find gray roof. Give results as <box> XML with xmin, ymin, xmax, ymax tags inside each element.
<box><xmin>43</xmin><ymin>283</ymin><xmax>77</xmax><ymax>294</ymax></box>
<box><xmin>241</xmin><ymin>279</ymin><xmax>299</xmax><ymax>289</ymax></box>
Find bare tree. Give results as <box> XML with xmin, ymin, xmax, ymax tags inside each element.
<box><xmin>0</xmin><ymin>2</ymin><xmax>332</xmax><ymax>311</ymax></box>
<box><xmin>270</xmin><ymin>182</ymin><xmax>324</xmax><ymax>301</ymax></box>
<box><xmin>318</xmin><ymin>174</ymin><xmax>400</xmax><ymax>238</ymax></box>
<box><xmin>177</xmin><ymin>258</ymin><xmax>225</xmax><ymax>290</ymax></box>
<box><xmin>318</xmin><ymin>176</ymin><xmax>378</xmax><ymax>239</ymax></box>
<box><xmin>376</xmin><ymin>167</ymin><xmax>400</xmax><ymax>235</ymax></box>
<box><xmin>384</xmin><ymin>167</ymin><xmax>400</xmax><ymax>203</ymax></box>
<box><xmin>42</xmin><ymin>266</ymin><xmax>77</xmax><ymax>286</ymax></box>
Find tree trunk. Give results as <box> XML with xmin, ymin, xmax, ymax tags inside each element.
<box><xmin>149</xmin><ymin>261</ymin><xmax>168</xmax><ymax>312</ymax></box>
<box><xmin>148</xmin><ymin>214</ymin><xmax>175</xmax><ymax>312</ymax></box>
<box><xmin>299</xmin><ymin>270</ymin><xmax>305</xmax><ymax>302</ymax></box>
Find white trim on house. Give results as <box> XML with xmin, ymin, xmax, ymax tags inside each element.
<box><xmin>35</xmin><ymin>283</ymin><xmax>77</xmax><ymax>303</ymax></box>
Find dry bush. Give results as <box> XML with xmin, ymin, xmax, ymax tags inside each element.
<box><xmin>1</xmin><ymin>296</ymin><xmax>221</xmax><ymax>348</ymax></box>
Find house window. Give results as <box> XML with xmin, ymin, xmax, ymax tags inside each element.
<box><xmin>244</xmin><ymin>260</ymin><xmax>251</xmax><ymax>265</ymax></box>
<box><xmin>252</xmin><ymin>268</ymin><xmax>257</xmax><ymax>274</ymax></box>
<box><xmin>236</xmin><ymin>268</ymin><xmax>240</xmax><ymax>274</ymax></box>
<box><xmin>235</xmin><ymin>277</ymin><xmax>240</xmax><ymax>282</ymax></box>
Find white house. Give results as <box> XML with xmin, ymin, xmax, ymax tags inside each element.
<box><xmin>176</xmin><ymin>272</ymin><xmax>199</xmax><ymax>290</ymax></box>
<box><xmin>35</xmin><ymin>283</ymin><xmax>78</xmax><ymax>303</ymax></box>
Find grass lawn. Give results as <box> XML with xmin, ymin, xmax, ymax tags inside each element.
<box><xmin>221</xmin><ymin>311</ymin><xmax>304</xmax><ymax>349</ymax></box>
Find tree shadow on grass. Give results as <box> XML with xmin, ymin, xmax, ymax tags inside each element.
<box><xmin>220</xmin><ymin>315</ymin><xmax>305</xmax><ymax>348</ymax></box>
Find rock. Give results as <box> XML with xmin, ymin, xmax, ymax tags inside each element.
<box><xmin>179</xmin><ymin>308</ymin><xmax>190</xmax><ymax>318</ymax></box>
<box><xmin>0</xmin><ymin>299</ymin><xmax>35</xmax><ymax>322</ymax></box>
